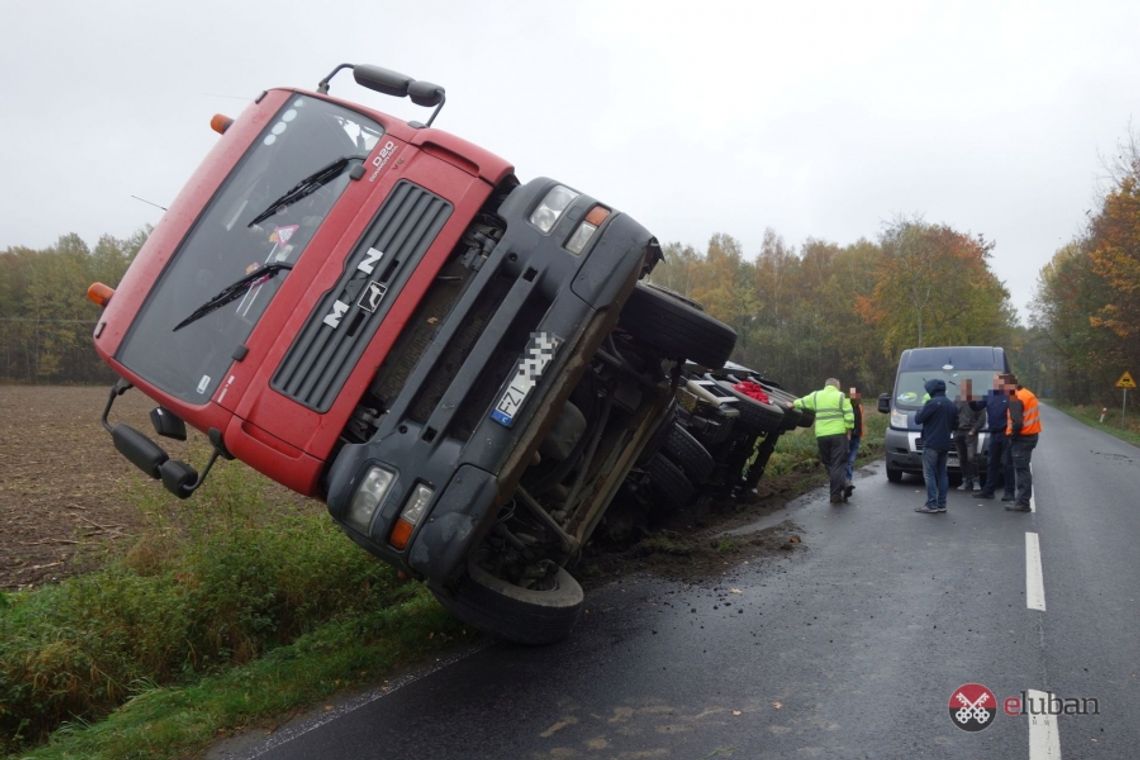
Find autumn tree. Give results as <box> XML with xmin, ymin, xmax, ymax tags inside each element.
<box><xmin>0</xmin><ymin>230</ymin><xmax>145</xmax><ymax>383</ymax></box>
<box><xmin>860</xmin><ymin>220</ymin><xmax>1014</xmax><ymax>360</ymax></box>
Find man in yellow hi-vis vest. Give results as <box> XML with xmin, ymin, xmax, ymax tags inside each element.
<box><xmin>790</xmin><ymin>378</ymin><xmax>855</xmax><ymax>504</ymax></box>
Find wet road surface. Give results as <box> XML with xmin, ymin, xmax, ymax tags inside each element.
<box><xmin>212</xmin><ymin>404</ymin><xmax>1138</xmax><ymax>759</ymax></box>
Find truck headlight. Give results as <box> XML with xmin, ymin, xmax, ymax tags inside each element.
<box><xmin>389</xmin><ymin>483</ymin><xmax>434</xmax><ymax>550</ymax></box>
<box><xmin>890</xmin><ymin>409</ymin><xmax>908</xmax><ymax>429</ymax></box>
<box><xmin>346</xmin><ymin>466</ymin><xmax>396</xmax><ymax>533</ymax></box>
<box><xmin>564</xmin><ymin>205</ymin><xmax>611</xmax><ymax>255</ymax></box>
<box><xmin>529</xmin><ymin>184</ymin><xmax>579</xmax><ymax>233</ymax></box>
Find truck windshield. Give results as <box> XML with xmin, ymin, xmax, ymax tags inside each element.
<box><xmin>117</xmin><ymin>95</ymin><xmax>384</xmax><ymax>403</ymax></box>
<box><xmin>894</xmin><ymin>369</ymin><xmax>1001</xmax><ymax>409</ymax></box>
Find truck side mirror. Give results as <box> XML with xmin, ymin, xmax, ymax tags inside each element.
<box><xmin>317</xmin><ymin>63</ymin><xmax>448</xmax><ymax>127</ymax></box>
<box><xmin>150</xmin><ymin>406</ymin><xmax>187</xmax><ymax>441</ymax></box>
<box><xmin>877</xmin><ymin>394</ymin><xmax>891</xmax><ymax>414</ymax></box>
<box><xmin>352</xmin><ymin>65</ymin><xmax>413</xmax><ymax>98</ymax></box>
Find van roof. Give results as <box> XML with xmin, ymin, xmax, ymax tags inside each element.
<box><xmin>897</xmin><ymin>346</ymin><xmax>1007</xmax><ymax>371</ymax></box>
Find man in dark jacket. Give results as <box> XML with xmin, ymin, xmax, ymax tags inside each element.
<box><xmin>915</xmin><ymin>378</ymin><xmax>958</xmax><ymax>513</ymax></box>
<box><xmin>978</xmin><ymin>373</ymin><xmax>1015</xmax><ymax>502</ymax></box>
<box><xmin>954</xmin><ymin>378</ymin><xmax>987</xmax><ymax>491</ymax></box>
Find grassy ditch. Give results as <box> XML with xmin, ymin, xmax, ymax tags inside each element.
<box><xmin>2</xmin><ymin>404</ymin><xmax>886</xmax><ymax>760</ymax></box>
<box><xmin>761</xmin><ymin>402</ymin><xmax>886</xmax><ymax>480</ymax></box>
<box><xmin>0</xmin><ymin>460</ymin><xmax>467</xmax><ymax>759</ymax></box>
<box><xmin>1050</xmin><ymin>401</ymin><xmax>1140</xmax><ymax>447</ymax></box>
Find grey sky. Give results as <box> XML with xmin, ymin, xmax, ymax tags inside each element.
<box><xmin>3</xmin><ymin>0</ymin><xmax>1137</xmax><ymax>322</ymax></box>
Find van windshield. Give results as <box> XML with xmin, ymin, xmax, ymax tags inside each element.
<box><xmin>117</xmin><ymin>95</ymin><xmax>384</xmax><ymax>403</ymax></box>
<box><xmin>894</xmin><ymin>369</ymin><xmax>1000</xmax><ymax>409</ymax></box>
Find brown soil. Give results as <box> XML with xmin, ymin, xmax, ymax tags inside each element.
<box><xmin>0</xmin><ymin>385</ymin><xmax>824</xmax><ymax>591</ymax></box>
<box><xmin>2</xmin><ymin>385</ymin><xmax>218</xmax><ymax>590</ymax></box>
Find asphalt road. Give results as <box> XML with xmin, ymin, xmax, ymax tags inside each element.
<box><xmin>213</xmin><ymin>404</ymin><xmax>1138</xmax><ymax>760</ymax></box>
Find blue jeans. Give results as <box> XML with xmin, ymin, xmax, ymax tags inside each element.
<box><xmin>845</xmin><ymin>436</ymin><xmax>861</xmax><ymax>483</ymax></box>
<box><xmin>922</xmin><ymin>447</ymin><xmax>949</xmax><ymax>508</ymax></box>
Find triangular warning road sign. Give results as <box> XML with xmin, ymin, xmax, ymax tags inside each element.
<box><xmin>1116</xmin><ymin>371</ymin><xmax>1136</xmax><ymax>389</ymax></box>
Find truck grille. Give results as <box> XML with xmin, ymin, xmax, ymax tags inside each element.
<box><xmin>272</xmin><ymin>181</ymin><xmax>452</xmax><ymax>411</ymax></box>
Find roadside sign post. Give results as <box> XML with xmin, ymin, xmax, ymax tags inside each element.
<box><xmin>1116</xmin><ymin>371</ymin><xmax>1136</xmax><ymax>424</ymax></box>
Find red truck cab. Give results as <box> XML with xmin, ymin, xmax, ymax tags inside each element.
<box><xmin>91</xmin><ymin>64</ymin><xmax>735</xmax><ymax>643</ymax></box>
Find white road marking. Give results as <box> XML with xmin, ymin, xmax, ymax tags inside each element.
<box><xmin>1030</xmin><ymin>462</ymin><xmax>1036</xmax><ymax>512</ymax></box>
<box><xmin>1025</xmin><ymin>532</ymin><xmax>1046</xmax><ymax>611</ymax></box>
<box><xmin>1027</xmin><ymin>689</ymin><xmax>1063</xmax><ymax>760</ymax></box>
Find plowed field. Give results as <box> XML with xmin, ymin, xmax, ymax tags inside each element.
<box><xmin>3</xmin><ymin>385</ymin><xmax>193</xmax><ymax>589</ymax></box>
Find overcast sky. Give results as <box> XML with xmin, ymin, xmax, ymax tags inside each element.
<box><xmin>3</xmin><ymin>0</ymin><xmax>1137</xmax><ymax>321</ymax></box>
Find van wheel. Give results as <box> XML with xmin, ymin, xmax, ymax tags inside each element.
<box><xmin>886</xmin><ymin>465</ymin><xmax>903</xmax><ymax>483</ymax></box>
<box><xmin>432</xmin><ymin>561</ymin><xmax>583</xmax><ymax>645</ymax></box>
<box><xmin>619</xmin><ymin>283</ymin><xmax>736</xmax><ymax>368</ymax></box>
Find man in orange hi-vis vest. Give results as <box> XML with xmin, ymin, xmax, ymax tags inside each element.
<box><xmin>1004</xmin><ymin>376</ymin><xmax>1042</xmax><ymax>513</ymax></box>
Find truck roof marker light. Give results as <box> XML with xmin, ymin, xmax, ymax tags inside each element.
<box><xmin>210</xmin><ymin>114</ymin><xmax>233</xmax><ymax>134</ymax></box>
<box><xmin>87</xmin><ymin>282</ymin><xmax>114</xmax><ymax>308</ymax></box>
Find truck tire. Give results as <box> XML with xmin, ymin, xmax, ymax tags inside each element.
<box><xmin>432</xmin><ymin>561</ymin><xmax>584</xmax><ymax>645</ymax></box>
<box><xmin>619</xmin><ymin>283</ymin><xmax>736</xmax><ymax>368</ymax></box>
<box><xmin>717</xmin><ymin>380</ymin><xmax>786</xmax><ymax>434</ymax></box>
<box><xmin>662</xmin><ymin>423</ymin><xmax>715</xmax><ymax>483</ymax></box>
<box><xmin>886</xmin><ymin>465</ymin><xmax>903</xmax><ymax>483</ymax></box>
<box><xmin>646</xmin><ymin>452</ymin><xmax>696</xmax><ymax>509</ymax></box>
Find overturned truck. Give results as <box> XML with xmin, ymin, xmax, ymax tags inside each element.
<box><xmin>86</xmin><ymin>64</ymin><xmax>735</xmax><ymax>644</ymax></box>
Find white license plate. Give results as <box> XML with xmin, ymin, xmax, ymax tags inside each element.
<box><xmin>490</xmin><ymin>332</ymin><xmax>562</xmax><ymax>428</ymax></box>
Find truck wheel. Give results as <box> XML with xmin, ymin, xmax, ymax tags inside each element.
<box><xmin>619</xmin><ymin>283</ymin><xmax>736</xmax><ymax>368</ymax></box>
<box><xmin>717</xmin><ymin>380</ymin><xmax>786</xmax><ymax>434</ymax></box>
<box><xmin>432</xmin><ymin>561</ymin><xmax>583</xmax><ymax>645</ymax></box>
<box><xmin>662</xmin><ymin>423</ymin><xmax>715</xmax><ymax>483</ymax></box>
<box><xmin>886</xmin><ymin>465</ymin><xmax>903</xmax><ymax>483</ymax></box>
<box><xmin>646</xmin><ymin>452</ymin><xmax>696</xmax><ymax>509</ymax></box>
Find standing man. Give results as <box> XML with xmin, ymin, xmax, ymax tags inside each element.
<box><xmin>978</xmin><ymin>373</ymin><xmax>1015</xmax><ymax>502</ymax></box>
<box><xmin>954</xmin><ymin>379</ymin><xmax>986</xmax><ymax>491</ymax></box>
<box><xmin>790</xmin><ymin>378</ymin><xmax>855</xmax><ymax>504</ymax></box>
<box><xmin>1005</xmin><ymin>376</ymin><xmax>1042</xmax><ymax>513</ymax></box>
<box><xmin>844</xmin><ymin>386</ymin><xmax>864</xmax><ymax>500</ymax></box>
<box><xmin>915</xmin><ymin>378</ymin><xmax>958</xmax><ymax>514</ymax></box>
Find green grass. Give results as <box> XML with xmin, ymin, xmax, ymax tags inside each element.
<box><xmin>0</xmin><ymin>461</ymin><xmax>468</xmax><ymax>759</ymax></box>
<box><xmin>2</xmin><ymin>403</ymin><xmax>891</xmax><ymax>760</ymax></box>
<box><xmin>764</xmin><ymin>403</ymin><xmax>886</xmax><ymax>477</ymax></box>
<box><xmin>1049</xmin><ymin>401</ymin><xmax>1140</xmax><ymax>447</ymax></box>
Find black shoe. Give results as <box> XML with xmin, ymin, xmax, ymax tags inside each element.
<box><xmin>977</xmin><ymin>492</ymin><xmax>995</xmax><ymax>500</ymax></box>
<box><xmin>844</xmin><ymin>485</ymin><xmax>855</xmax><ymax>499</ymax></box>
<box><xmin>1001</xmin><ymin>495</ymin><xmax>1016</xmax><ymax>502</ymax></box>
<box><xmin>1005</xmin><ymin>504</ymin><xmax>1031</xmax><ymax>513</ymax></box>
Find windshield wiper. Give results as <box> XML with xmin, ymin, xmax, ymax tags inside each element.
<box><xmin>173</xmin><ymin>262</ymin><xmax>293</xmax><ymax>332</ymax></box>
<box><xmin>247</xmin><ymin>155</ymin><xmax>365</xmax><ymax>228</ymax></box>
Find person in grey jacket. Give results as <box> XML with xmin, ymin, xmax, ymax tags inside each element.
<box><xmin>915</xmin><ymin>378</ymin><xmax>958</xmax><ymax>513</ymax></box>
<box><xmin>954</xmin><ymin>378</ymin><xmax>987</xmax><ymax>491</ymax></box>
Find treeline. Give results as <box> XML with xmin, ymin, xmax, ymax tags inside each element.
<box><xmin>651</xmin><ymin>220</ymin><xmax>1018</xmax><ymax>396</ymax></box>
<box><xmin>0</xmin><ymin>219</ymin><xmax>1020</xmax><ymax>394</ymax></box>
<box><xmin>0</xmin><ymin>230</ymin><xmax>147</xmax><ymax>383</ymax></box>
<box><xmin>1031</xmin><ymin>138</ymin><xmax>1140</xmax><ymax>405</ymax></box>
